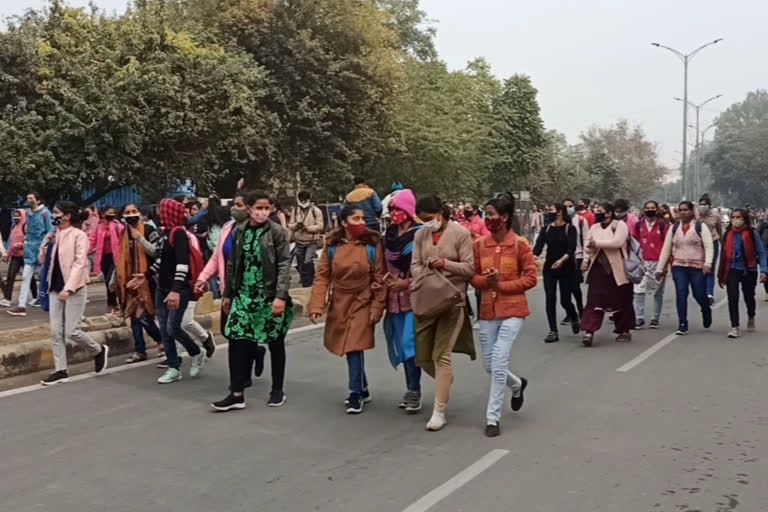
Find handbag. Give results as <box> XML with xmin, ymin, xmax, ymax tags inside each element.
<box><xmin>410</xmin><ymin>268</ymin><xmax>462</xmax><ymax>317</ymax></box>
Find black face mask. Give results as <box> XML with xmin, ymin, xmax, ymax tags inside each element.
<box><xmin>644</xmin><ymin>210</ymin><xmax>657</xmax><ymax>218</ymax></box>
<box><xmin>595</xmin><ymin>212</ymin><xmax>607</xmax><ymax>224</ymax></box>
<box><xmin>544</xmin><ymin>212</ymin><xmax>557</xmax><ymax>225</ymax></box>
<box><xmin>125</xmin><ymin>215</ymin><xmax>140</xmax><ymax>226</ymax></box>
<box><xmin>52</xmin><ymin>216</ymin><xmax>63</xmax><ymax>226</ymax></box>
<box><xmin>105</xmin><ymin>215</ymin><xmax>116</xmax><ymax>222</ymax></box>
<box><xmin>464</xmin><ymin>210</ymin><xmax>474</xmax><ymax>219</ymax></box>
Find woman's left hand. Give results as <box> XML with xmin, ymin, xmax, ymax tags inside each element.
<box><xmin>761</xmin><ymin>273</ymin><xmax>768</xmax><ymax>283</ymax></box>
<box><xmin>272</xmin><ymin>298</ymin><xmax>286</xmax><ymax>316</ymax></box>
<box><xmin>58</xmin><ymin>291</ymin><xmax>71</xmax><ymax>302</ymax></box>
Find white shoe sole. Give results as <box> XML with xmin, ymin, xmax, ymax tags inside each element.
<box><xmin>211</xmin><ymin>402</ymin><xmax>246</xmax><ymax>411</ymax></box>
<box><xmin>157</xmin><ymin>375</ymin><xmax>182</xmax><ymax>384</ymax></box>
<box><xmin>267</xmin><ymin>396</ymin><xmax>286</xmax><ymax>407</ymax></box>
<box><xmin>41</xmin><ymin>378</ymin><xmax>69</xmax><ymax>386</ymax></box>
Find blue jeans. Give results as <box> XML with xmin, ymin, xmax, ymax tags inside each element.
<box><xmin>672</xmin><ymin>266</ymin><xmax>711</xmax><ymax>330</ymax></box>
<box><xmin>346</xmin><ymin>351</ymin><xmax>369</xmax><ymax>395</ymax></box>
<box><xmin>705</xmin><ymin>240</ymin><xmax>719</xmax><ymax>297</ymax></box>
<box><xmin>479</xmin><ymin>318</ymin><xmax>524</xmax><ymax>425</ymax></box>
<box><xmin>208</xmin><ymin>276</ymin><xmax>221</xmax><ymax>299</ymax></box>
<box><xmin>131</xmin><ymin>313</ymin><xmax>162</xmax><ymax>355</ymax></box>
<box><xmin>156</xmin><ymin>288</ymin><xmax>201</xmax><ymax>370</ymax></box>
<box><xmin>634</xmin><ymin>287</ymin><xmax>665</xmax><ymax>323</ymax></box>
<box><xmin>403</xmin><ymin>357</ymin><xmax>421</xmax><ymax>393</ymax></box>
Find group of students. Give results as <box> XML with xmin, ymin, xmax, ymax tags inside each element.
<box><xmin>533</xmin><ymin>194</ymin><xmax>768</xmax><ymax>344</ymax></box>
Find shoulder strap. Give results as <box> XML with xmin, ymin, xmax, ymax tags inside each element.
<box><xmin>695</xmin><ymin>221</ymin><xmax>702</xmax><ymax>236</ymax></box>
<box><xmin>366</xmin><ymin>244</ymin><xmax>377</xmax><ymax>266</ymax></box>
<box><xmin>672</xmin><ymin>222</ymin><xmax>680</xmax><ymax>236</ymax></box>
<box><xmin>327</xmin><ymin>245</ymin><xmax>336</xmax><ymax>263</ymax></box>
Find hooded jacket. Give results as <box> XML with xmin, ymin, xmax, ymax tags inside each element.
<box><xmin>345</xmin><ymin>186</ymin><xmax>383</xmax><ymax>230</ymax></box>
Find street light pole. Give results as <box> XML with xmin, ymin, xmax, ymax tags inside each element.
<box><xmin>675</xmin><ymin>94</ymin><xmax>721</xmax><ymax>199</ymax></box>
<box><xmin>652</xmin><ymin>38</ymin><xmax>723</xmax><ymax>200</ymax></box>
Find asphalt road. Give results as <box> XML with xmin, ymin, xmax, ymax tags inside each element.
<box><xmin>1</xmin><ymin>282</ymin><xmax>767</xmax><ymax>512</ymax></box>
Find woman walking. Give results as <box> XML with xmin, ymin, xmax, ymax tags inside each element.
<box><xmin>472</xmin><ymin>196</ymin><xmax>538</xmax><ymax>437</ymax></box>
<box><xmin>309</xmin><ymin>205</ymin><xmax>386</xmax><ymax>414</ymax></box>
<box><xmin>89</xmin><ymin>206</ymin><xmax>123</xmax><ymax>314</ymax></box>
<box><xmin>655</xmin><ymin>201</ymin><xmax>714</xmax><ymax>335</ymax></box>
<box><xmin>533</xmin><ymin>203</ymin><xmax>580</xmax><ymax>343</ymax></box>
<box><xmin>633</xmin><ymin>201</ymin><xmax>669</xmax><ymax>329</ymax></box>
<box><xmin>382</xmin><ymin>189</ymin><xmax>423</xmax><ymax>413</ymax></box>
<box><xmin>698</xmin><ymin>194</ymin><xmax>723</xmax><ymax>305</ymax></box>
<box><xmin>411</xmin><ymin>196</ymin><xmax>476</xmax><ymax>432</ymax></box>
<box><xmin>581</xmin><ymin>202</ymin><xmax>635</xmax><ymax>346</ymax></box>
<box><xmin>212</xmin><ymin>191</ymin><xmax>293</xmax><ymax>411</ymax></box>
<box><xmin>1</xmin><ymin>209</ymin><xmax>33</xmax><ymax>308</ymax></box>
<box><xmin>116</xmin><ymin>203</ymin><xmax>163</xmax><ymax>363</ymax></box>
<box><xmin>718</xmin><ymin>209</ymin><xmax>768</xmax><ymax>339</ymax></box>
<box><xmin>41</xmin><ymin>202</ymin><xmax>108</xmax><ymax>385</ymax></box>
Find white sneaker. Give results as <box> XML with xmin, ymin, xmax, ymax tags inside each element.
<box><xmin>157</xmin><ymin>367</ymin><xmax>182</xmax><ymax>384</ymax></box>
<box><xmin>0</xmin><ymin>299</ymin><xmax>11</xmax><ymax>308</ymax></box>
<box><xmin>727</xmin><ymin>327</ymin><xmax>741</xmax><ymax>339</ymax></box>
<box><xmin>425</xmin><ymin>410</ymin><xmax>447</xmax><ymax>432</ymax></box>
<box><xmin>189</xmin><ymin>351</ymin><xmax>206</xmax><ymax>378</ymax></box>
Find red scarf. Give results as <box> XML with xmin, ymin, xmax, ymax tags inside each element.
<box><xmin>719</xmin><ymin>227</ymin><xmax>757</xmax><ymax>284</ymax></box>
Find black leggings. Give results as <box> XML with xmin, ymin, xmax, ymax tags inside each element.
<box><xmin>101</xmin><ymin>254</ymin><xmax>118</xmax><ymax>308</ymax></box>
<box><xmin>544</xmin><ymin>271</ymin><xmax>578</xmax><ymax>332</ymax></box>
<box><xmin>229</xmin><ymin>337</ymin><xmax>286</xmax><ymax>394</ymax></box>
<box><xmin>727</xmin><ymin>270</ymin><xmax>757</xmax><ymax>328</ymax></box>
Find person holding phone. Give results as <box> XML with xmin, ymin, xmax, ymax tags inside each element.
<box><xmin>533</xmin><ymin>203</ymin><xmax>580</xmax><ymax>343</ymax></box>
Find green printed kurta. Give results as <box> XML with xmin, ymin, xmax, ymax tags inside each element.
<box><xmin>224</xmin><ymin>226</ymin><xmax>293</xmax><ymax>343</ymax></box>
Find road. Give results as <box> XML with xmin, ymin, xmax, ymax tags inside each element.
<box><xmin>1</xmin><ymin>282</ymin><xmax>766</xmax><ymax>512</ymax></box>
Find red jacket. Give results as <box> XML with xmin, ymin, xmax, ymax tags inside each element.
<box><xmin>634</xmin><ymin>218</ymin><xmax>668</xmax><ymax>262</ymax></box>
<box><xmin>460</xmin><ymin>215</ymin><xmax>490</xmax><ymax>240</ymax></box>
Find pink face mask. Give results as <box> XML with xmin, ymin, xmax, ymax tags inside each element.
<box><xmin>250</xmin><ymin>208</ymin><xmax>270</xmax><ymax>225</ymax></box>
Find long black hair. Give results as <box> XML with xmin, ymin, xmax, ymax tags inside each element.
<box><xmin>728</xmin><ymin>208</ymin><xmax>752</xmax><ymax>231</ymax></box>
<box><xmin>553</xmin><ymin>202</ymin><xmax>572</xmax><ymax>224</ymax></box>
<box><xmin>54</xmin><ymin>201</ymin><xmax>89</xmax><ymax>228</ymax></box>
<box><xmin>485</xmin><ymin>197</ymin><xmax>515</xmax><ymax>229</ymax></box>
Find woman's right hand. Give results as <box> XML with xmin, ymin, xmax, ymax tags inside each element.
<box><xmin>310</xmin><ymin>313</ymin><xmax>322</xmax><ymax>324</ymax></box>
<box><xmin>221</xmin><ymin>298</ymin><xmax>232</xmax><ymax>315</ymax></box>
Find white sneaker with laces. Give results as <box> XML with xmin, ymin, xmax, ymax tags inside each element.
<box><xmin>157</xmin><ymin>368</ymin><xmax>182</xmax><ymax>384</ymax></box>
<box><xmin>727</xmin><ymin>327</ymin><xmax>741</xmax><ymax>339</ymax></box>
<box><xmin>190</xmin><ymin>351</ymin><xmax>206</xmax><ymax>378</ymax></box>
<box><xmin>0</xmin><ymin>299</ymin><xmax>11</xmax><ymax>308</ymax></box>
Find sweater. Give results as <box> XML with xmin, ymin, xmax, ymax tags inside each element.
<box><xmin>584</xmin><ymin>220</ymin><xmax>630</xmax><ymax>286</ymax></box>
<box><xmin>411</xmin><ymin>222</ymin><xmax>474</xmax><ymax>302</ymax></box>
<box><xmin>656</xmin><ymin>222</ymin><xmax>713</xmax><ymax>271</ymax></box>
<box><xmin>634</xmin><ymin>218</ymin><xmax>668</xmax><ymax>262</ymax></box>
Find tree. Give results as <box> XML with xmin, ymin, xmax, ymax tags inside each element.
<box><xmin>706</xmin><ymin>90</ymin><xmax>768</xmax><ymax>206</ymax></box>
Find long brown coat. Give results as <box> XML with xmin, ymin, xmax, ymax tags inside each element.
<box><xmin>309</xmin><ymin>229</ymin><xmax>387</xmax><ymax>356</ymax></box>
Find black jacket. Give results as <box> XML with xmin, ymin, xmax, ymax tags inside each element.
<box><xmin>224</xmin><ymin>221</ymin><xmax>292</xmax><ymax>301</ymax></box>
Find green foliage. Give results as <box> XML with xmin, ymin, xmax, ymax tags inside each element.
<box><xmin>706</xmin><ymin>90</ymin><xmax>768</xmax><ymax>206</ymax></box>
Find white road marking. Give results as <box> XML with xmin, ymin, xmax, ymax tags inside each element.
<box><xmin>616</xmin><ymin>298</ymin><xmax>727</xmax><ymax>373</ymax></box>
<box><xmin>0</xmin><ymin>322</ymin><xmax>325</xmax><ymax>399</ymax></box>
<box><xmin>402</xmin><ymin>449</ymin><xmax>510</xmax><ymax>512</ymax></box>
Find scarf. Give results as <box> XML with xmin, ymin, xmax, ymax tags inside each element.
<box><xmin>117</xmin><ymin>222</ymin><xmax>154</xmax><ymax>318</ymax></box>
<box><xmin>159</xmin><ymin>199</ymin><xmax>187</xmax><ymax>230</ymax></box>
<box><xmin>384</xmin><ymin>223</ymin><xmax>420</xmax><ymax>274</ymax></box>
<box><xmin>719</xmin><ymin>227</ymin><xmax>757</xmax><ymax>286</ymax></box>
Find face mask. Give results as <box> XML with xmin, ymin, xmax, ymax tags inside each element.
<box><xmin>105</xmin><ymin>215</ymin><xmax>116</xmax><ymax>222</ymax></box>
<box><xmin>464</xmin><ymin>210</ymin><xmax>474</xmax><ymax>219</ymax></box>
<box><xmin>390</xmin><ymin>210</ymin><xmax>409</xmax><ymax>226</ymax></box>
<box><xmin>52</xmin><ymin>216</ymin><xmax>63</xmax><ymax>226</ymax></box>
<box><xmin>731</xmin><ymin>218</ymin><xmax>745</xmax><ymax>229</ymax></box>
<box><xmin>698</xmin><ymin>205</ymin><xmax>710</xmax><ymax>215</ymax></box>
<box><xmin>566</xmin><ymin>207</ymin><xmax>576</xmax><ymax>217</ymax></box>
<box><xmin>299</xmin><ymin>201</ymin><xmax>310</xmax><ymax>209</ymax></box>
<box><xmin>614</xmin><ymin>211</ymin><xmax>627</xmax><ymax>220</ymax></box>
<box><xmin>644</xmin><ymin>210</ymin><xmax>657</xmax><ymax>218</ymax></box>
<box><xmin>544</xmin><ymin>212</ymin><xmax>556</xmax><ymax>225</ymax></box>
<box><xmin>423</xmin><ymin>219</ymin><xmax>441</xmax><ymax>231</ymax></box>
<box><xmin>485</xmin><ymin>217</ymin><xmax>505</xmax><ymax>233</ymax></box>
<box><xmin>347</xmin><ymin>223</ymin><xmax>367</xmax><ymax>239</ymax></box>
<box><xmin>125</xmin><ymin>215</ymin><xmax>140</xmax><ymax>226</ymax></box>
<box><xmin>13</xmin><ymin>217</ymin><xmax>20</xmax><ymax>223</ymax></box>
<box><xmin>595</xmin><ymin>212</ymin><xmax>607</xmax><ymax>224</ymax></box>
<box><xmin>231</xmin><ymin>207</ymin><xmax>248</xmax><ymax>222</ymax></box>
<box><xmin>249</xmin><ymin>208</ymin><xmax>270</xmax><ymax>225</ymax></box>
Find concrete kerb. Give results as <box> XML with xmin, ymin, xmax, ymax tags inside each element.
<box><xmin>0</xmin><ymin>288</ymin><xmax>314</xmax><ymax>380</ymax></box>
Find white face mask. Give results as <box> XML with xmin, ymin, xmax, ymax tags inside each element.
<box><xmin>299</xmin><ymin>201</ymin><xmax>310</xmax><ymax>209</ymax></box>
<box><xmin>698</xmin><ymin>205</ymin><xmax>710</xmax><ymax>215</ymax></box>
<box><xmin>423</xmin><ymin>219</ymin><xmax>441</xmax><ymax>231</ymax></box>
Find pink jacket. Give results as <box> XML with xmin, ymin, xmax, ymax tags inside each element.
<box><xmin>44</xmin><ymin>227</ymin><xmax>91</xmax><ymax>293</ymax></box>
<box><xmin>584</xmin><ymin>220</ymin><xmax>630</xmax><ymax>286</ymax></box>
<box><xmin>89</xmin><ymin>220</ymin><xmax>124</xmax><ymax>274</ymax></box>
<box><xmin>198</xmin><ymin>220</ymin><xmax>235</xmax><ymax>295</ymax></box>
<box><xmin>459</xmin><ymin>215</ymin><xmax>490</xmax><ymax>240</ymax></box>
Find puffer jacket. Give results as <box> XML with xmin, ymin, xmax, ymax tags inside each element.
<box><xmin>345</xmin><ymin>186</ymin><xmax>383</xmax><ymax>230</ymax></box>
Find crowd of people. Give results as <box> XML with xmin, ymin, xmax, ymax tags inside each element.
<box><xmin>1</xmin><ymin>182</ymin><xmax>767</xmax><ymax>438</ymax></box>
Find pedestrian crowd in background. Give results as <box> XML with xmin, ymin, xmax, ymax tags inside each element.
<box><xmin>1</xmin><ymin>181</ymin><xmax>767</xmax><ymax>438</ymax></box>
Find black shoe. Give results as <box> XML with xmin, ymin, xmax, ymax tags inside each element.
<box><xmin>346</xmin><ymin>394</ymin><xmax>364</xmax><ymax>414</ymax></box>
<box><xmin>649</xmin><ymin>319</ymin><xmax>659</xmax><ymax>329</ymax></box>
<box><xmin>484</xmin><ymin>423</ymin><xmax>501</xmax><ymax>437</ymax></box>
<box><xmin>560</xmin><ymin>315</ymin><xmax>574</xmax><ymax>326</ymax></box>
<box><xmin>41</xmin><ymin>370</ymin><xmax>69</xmax><ymax>386</ymax></box>
<box><xmin>544</xmin><ymin>332</ymin><xmax>559</xmax><ymax>343</ymax></box>
<box><xmin>635</xmin><ymin>319</ymin><xmax>646</xmax><ymax>329</ymax></box>
<box><xmin>345</xmin><ymin>389</ymin><xmax>371</xmax><ymax>405</ymax></box>
<box><xmin>202</xmin><ymin>332</ymin><xmax>216</xmax><ymax>358</ymax></box>
<box><xmin>253</xmin><ymin>345</ymin><xmax>266</xmax><ymax>378</ymax></box>
<box><xmin>267</xmin><ymin>390</ymin><xmax>286</xmax><ymax>407</ymax></box>
<box><xmin>708</xmin><ymin>295</ymin><xmax>714</xmax><ymax>306</ymax></box>
<box><xmin>211</xmin><ymin>394</ymin><xmax>246</xmax><ymax>412</ymax></box>
<box><xmin>94</xmin><ymin>345</ymin><xmax>109</xmax><ymax>374</ymax></box>
<box><xmin>571</xmin><ymin>319</ymin><xmax>581</xmax><ymax>335</ymax></box>
<box><xmin>511</xmin><ymin>377</ymin><xmax>527</xmax><ymax>412</ymax></box>
<box><xmin>703</xmin><ymin>308</ymin><xmax>713</xmax><ymax>329</ymax></box>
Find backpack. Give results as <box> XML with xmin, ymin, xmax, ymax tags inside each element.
<box><xmin>169</xmin><ymin>227</ymin><xmax>205</xmax><ymax>299</ymax></box>
<box><xmin>672</xmin><ymin>221</ymin><xmax>702</xmax><ymax>237</ymax></box>
<box><xmin>612</xmin><ymin>222</ymin><xmax>645</xmax><ymax>284</ymax></box>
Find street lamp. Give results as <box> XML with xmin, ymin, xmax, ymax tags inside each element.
<box><xmin>674</xmin><ymin>94</ymin><xmax>722</xmax><ymax>199</ymax></box>
<box><xmin>652</xmin><ymin>38</ymin><xmax>723</xmax><ymax>199</ymax></box>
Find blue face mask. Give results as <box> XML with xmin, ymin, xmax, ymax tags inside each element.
<box><xmin>544</xmin><ymin>212</ymin><xmax>556</xmax><ymax>225</ymax></box>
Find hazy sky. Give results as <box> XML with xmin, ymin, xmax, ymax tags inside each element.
<box><xmin>4</xmin><ymin>0</ymin><xmax>767</xmax><ymax>168</ymax></box>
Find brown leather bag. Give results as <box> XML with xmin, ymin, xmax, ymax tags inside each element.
<box><xmin>410</xmin><ymin>267</ymin><xmax>462</xmax><ymax>316</ymax></box>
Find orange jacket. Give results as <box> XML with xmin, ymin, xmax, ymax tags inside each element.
<box><xmin>471</xmin><ymin>232</ymin><xmax>538</xmax><ymax>320</ymax></box>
